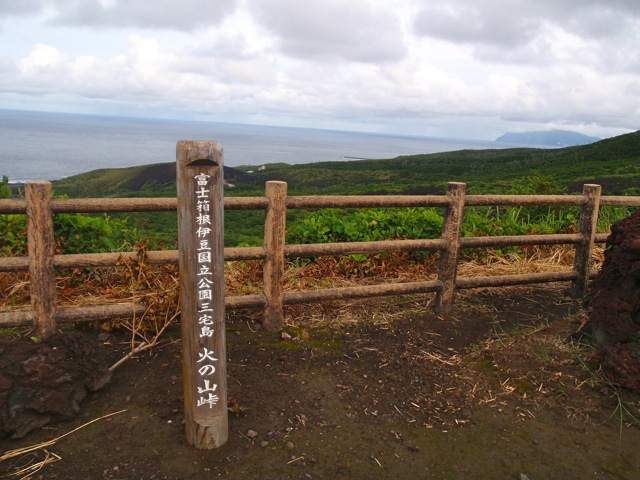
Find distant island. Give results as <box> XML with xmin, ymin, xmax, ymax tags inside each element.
<box><xmin>495</xmin><ymin>129</ymin><xmax>601</xmax><ymax>147</ymax></box>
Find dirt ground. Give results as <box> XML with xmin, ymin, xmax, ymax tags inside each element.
<box><xmin>2</xmin><ymin>285</ymin><xmax>640</xmax><ymax>480</ymax></box>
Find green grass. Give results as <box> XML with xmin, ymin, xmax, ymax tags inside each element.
<box><xmin>3</xmin><ymin>129</ymin><xmax>638</xmax><ymax>248</ymax></box>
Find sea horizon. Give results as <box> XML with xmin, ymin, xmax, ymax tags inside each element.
<box><xmin>0</xmin><ymin>108</ymin><xmax>514</xmax><ymax>183</ymax></box>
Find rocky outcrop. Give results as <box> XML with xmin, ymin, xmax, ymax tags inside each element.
<box><xmin>585</xmin><ymin>210</ymin><xmax>640</xmax><ymax>392</ymax></box>
<box><xmin>0</xmin><ymin>333</ymin><xmax>111</xmax><ymax>439</ymax></box>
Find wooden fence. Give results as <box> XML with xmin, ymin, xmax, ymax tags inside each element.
<box><xmin>2</xmin><ymin>180</ymin><xmax>640</xmax><ymax>336</ymax></box>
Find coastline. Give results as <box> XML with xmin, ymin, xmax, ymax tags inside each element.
<box><xmin>0</xmin><ymin>109</ymin><xmax>507</xmax><ymax>183</ymax></box>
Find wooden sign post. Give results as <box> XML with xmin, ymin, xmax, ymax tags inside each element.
<box><xmin>176</xmin><ymin>141</ymin><xmax>228</xmax><ymax>449</ymax></box>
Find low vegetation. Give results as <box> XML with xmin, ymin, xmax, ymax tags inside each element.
<box><xmin>8</xmin><ymin>129</ymin><xmax>638</xmax><ymax>248</ymax></box>
<box><xmin>1</xmin><ymin>131</ymin><xmax>639</xmax><ymax>315</ymax></box>
<box><xmin>2</xmin><ymin>134</ymin><xmax>640</xmax><ymax>478</ymax></box>
<box><xmin>1</xmin><ymin>130</ymin><xmax>638</xmax><ymax>311</ymax></box>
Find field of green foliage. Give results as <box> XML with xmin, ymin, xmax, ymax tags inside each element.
<box><xmin>1</xmin><ymin>130</ymin><xmax>639</xmax><ymax>255</ymax></box>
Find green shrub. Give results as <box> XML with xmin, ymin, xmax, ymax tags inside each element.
<box><xmin>53</xmin><ymin>213</ymin><xmax>138</xmax><ymax>253</ymax></box>
<box><xmin>287</xmin><ymin>207</ymin><xmax>444</xmax><ymax>244</ymax></box>
<box><xmin>0</xmin><ymin>176</ymin><xmax>11</xmax><ymax>199</ymax></box>
<box><xmin>0</xmin><ymin>177</ymin><xmax>140</xmax><ymax>255</ymax></box>
<box><xmin>461</xmin><ymin>206</ymin><xmax>579</xmax><ymax>237</ymax></box>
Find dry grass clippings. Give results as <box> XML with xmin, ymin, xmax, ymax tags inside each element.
<box><xmin>1</xmin><ymin>410</ymin><xmax>127</xmax><ymax>479</ymax></box>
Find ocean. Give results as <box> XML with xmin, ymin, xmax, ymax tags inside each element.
<box><xmin>0</xmin><ymin>109</ymin><xmax>509</xmax><ymax>183</ymax></box>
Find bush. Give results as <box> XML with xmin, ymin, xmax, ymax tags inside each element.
<box><xmin>0</xmin><ymin>177</ymin><xmax>140</xmax><ymax>255</ymax></box>
<box><xmin>461</xmin><ymin>206</ymin><xmax>579</xmax><ymax>237</ymax></box>
<box><xmin>286</xmin><ymin>208</ymin><xmax>444</xmax><ymax>244</ymax></box>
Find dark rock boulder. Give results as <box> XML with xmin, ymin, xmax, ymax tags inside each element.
<box><xmin>584</xmin><ymin>210</ymin><xmax>640</xmax><ymax>392</ymax></box>
<box><xmin>602</xmin><ymin>342</ymin><xmax>640</xmax><ymax>393</ymax></box>
<box><xmin>0</xmin><ymin>333</ymin><xmax>111</xmax><ymax>439</ymax></box>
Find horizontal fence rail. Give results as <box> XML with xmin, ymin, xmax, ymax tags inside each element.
<box><xmin>3</xmin><ymin>192</ymin><xmax>640</xmax><ymax>214</ymax></box>
<box><xmin>1</xmin><ymin>180</ymin><xmax>639</xmax><ymax>334</ymax></box>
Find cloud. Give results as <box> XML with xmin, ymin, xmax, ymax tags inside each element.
<box><xmin>414</xmin><ymin>2</ymin><xmax>541</xmax><ymax>49</ymax></box>
<box><xmin>60</xmin><ymin>0</ymin><xmax>240</xmax><ymax>30</ymax></box>
<box><xmin>6</xmin><ymin>32</ymin><xmax>274</xmax><ymax>111</ymax></box>
<box><xmin>413</xmin><ymin>0</ymin><xmax>640</xmax><ymax>67</ymax></box>
<box><xmin>173</xmin><ymin>34</ymin><xmax>277</xmax><ymax>85</ymax></box>
<box><xmin>248</xmin><ymin>0</ymin><xmax>407</xmax><ymax>63</ymax></box>
<box><xmin>0</xmin><ymin>0</ymin><xmax>48</xmax><ymax>17</ymax></box>
<box><xmin>0</xmin><ymin>0</ymin><xmax>638</xmax><ymax>139</ymax></box>
<box><xmin>4</xmin><ymin>28</ymin><xmax>636</xmax><ymax>138</ymax></box>
<box><xmin>20</xmin><ymin>43</ymin><xmax>67</xmax><ymax>72</ymax></box>
<box><xmin>0</xmin><ymin>0</ymin><xmax>240</xmax><ymax>31</ymax></box>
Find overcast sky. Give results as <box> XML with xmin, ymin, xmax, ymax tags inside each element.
<box><xmin>0</xmin><ymin>0</ymin><xmax>638</xmax><ymax>140</ymax></box>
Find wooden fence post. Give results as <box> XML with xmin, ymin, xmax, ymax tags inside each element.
<box><xmin>25</xmin><ymin>181</ymin><xmax>57</xmax><ymax>339</ymax></box>
<box><xmin>262</xmin><ymin>181</ymin><xmax>287</xmax><ymax>331</ymax></box>
<box><xmin>176</xmin><ymin>141</ymin><xmax>228</xmax><ymax>449</ymax></box>
<box><xmin>570</xmin><ymin>183</ymin><xmax>601</xmax><ymax>297</ymax></box>
<box><xmin>435</xmin><ymin>182</ymin><xmax>466</xmax><ymax>315</ymax></box>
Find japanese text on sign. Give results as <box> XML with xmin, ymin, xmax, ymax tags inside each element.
<box><xmin>194</xmin><ymin>173</ymin><xmax>219</xmax><ymax>408</ymax></box>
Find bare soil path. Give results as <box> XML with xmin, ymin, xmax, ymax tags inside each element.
<box><xmin>2</xmin><ymin>285</ymin><xmax>639</xmax><ymax>479</ymax></box>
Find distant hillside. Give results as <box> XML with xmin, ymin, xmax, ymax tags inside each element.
<box><xmin>50</xmin><ymin>130</ymin><xmax>640</xmax><ymax>198</ymax></box>
<box><xmin>495</xmin><ymin>130</ymin><xmax>601</xmax><ymax>147</ymax></box>
<box><xmin>52</xmin><ymin>162</ymin><xmax>257</xmax><ymax>197</ymax></box>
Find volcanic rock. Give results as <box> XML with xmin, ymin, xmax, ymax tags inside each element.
<box><xmin>585</xmin><ymin>210</ymin><xmax>640</xmax><ymax>392</ymax></box>
<box><xmin>0</xmin><ymin>333</ymin><xmax>111</xmax><ymax>439</ymax></box>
